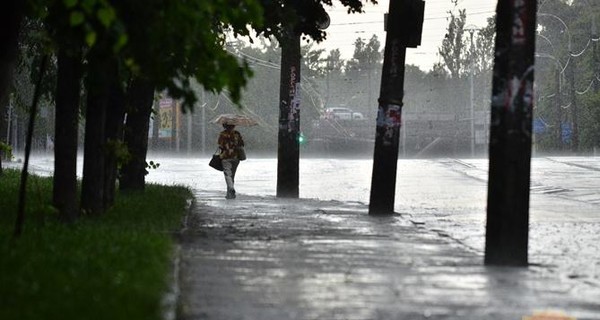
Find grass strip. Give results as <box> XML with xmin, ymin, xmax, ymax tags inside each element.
<box><xmin>0</xmin><ymin>169</ymin><xmax>192</xmax><ymax>320</ymax></box>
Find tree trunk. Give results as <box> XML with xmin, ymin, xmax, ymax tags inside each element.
<box><xmin>120</xmin><ymin>77</ymin><xmax>155</xmax><ymax>191</ymax></box>
<box><xmin>81</xmin><ymin>51</ymin><xmax>113</xmax><ymax>216</ymax></box>
<box><xmin>53</xmin><ymin>47</ymin><xmax>82</xmax><ymax>223</ymax></box>
<box><xmin>103</xmin><ymin>79</ymin><xmax>126</xmax><ymax>207</ymax></box>
<box><xmin>0</xmin><ymin>0</ymin><xmax>24</xmax><ymax>104</ymax></box>
<box><xmin>0</xmin><ymin>93</ymin><xmax>6</xmax><ymax>175</ymax></box>
<box><xmin>14</xmin><ymin>55</ymin><xmax>48</xmax><ymax>237</ymax></box>
<box><xmin>151</xmin><ymin>99</ymin><xmax>159</xmax><ymax>149</ymax></box>
<box><xmin>0</xmin><ymin>0</ymin><xmax>24</xmax><ymax>175</ymax></box>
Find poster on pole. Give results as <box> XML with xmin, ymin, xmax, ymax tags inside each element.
<box><xmin>159</xmin><ymin>98</ymin><xmax>173</xmax><ymax>138</ymax></box>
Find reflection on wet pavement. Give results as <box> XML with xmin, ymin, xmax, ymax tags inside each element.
<box><xmin>178</xmin><ymin>192</ymin><xmax>600</xmax><ymax>320</ymax></box>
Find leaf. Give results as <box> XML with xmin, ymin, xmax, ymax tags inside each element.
<box><xmin>113</xmin><ymin>34</ymin><xmax>128</xmax><ymax>52</ymax></box>
<box><xmin>81</xmin><ymin>0</ymin><xmax>96</xmax><ymax>12</ymax></box>
<box><xmin>97</xmin><ymin>7</ymin><xmax>116</xmax><ymax>28</ymax></box>
<box><xmin>85</xmin><ymin>31</ymin><xmax>97</xmax><ymax>47</ymax></box>
<box><xmin>70</xmin><ymin>11</ymin><xmax>85</xmax><ymax>26</ymax></box>
<box><xmin>63</xmin><ymin>0</ymin><xmax>78</xmax><ymax>8</ymax></box>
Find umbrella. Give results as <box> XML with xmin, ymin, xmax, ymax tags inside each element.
<box><xmin>210</xmin><ymin>114</ymin><xmax>258</xmax><ymax>127</ymax></box>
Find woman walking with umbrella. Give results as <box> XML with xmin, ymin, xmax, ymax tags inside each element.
<box><xmin>213</xmin><ymin>114</ymin><xmax>256</xmax><ymax>199</ymax></box>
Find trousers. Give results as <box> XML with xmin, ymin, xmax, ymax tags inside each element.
<box><xmin>222</xmin><ymin>159</ymin><xmax>240</xmax><ymax>192</ymax></box>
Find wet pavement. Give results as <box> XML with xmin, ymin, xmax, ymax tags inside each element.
<box><xmin>8</xmin><ymin>155</ymin><xmax>600</xmax><ymax>318</ymax></box>
<box><xmin>176</xmin><ymin>190</ymin><xmax>600</xmax><ymax>320</ymax></box>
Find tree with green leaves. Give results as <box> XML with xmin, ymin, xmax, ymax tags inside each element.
<box><xmin>535</xmin><ymin>0</ymin><xmax>600</xmax><ymax>153</ymax></box>
<box><xmin>46</xmin><ymin>1</ymin><xmax>86</xmax><ymax>222</ymax></box>
<box><xmin>346</xmin><ymin>35</ymin><xmax>383</xmax><ymax>72</ymax></box>
<box><xmin>345</xmin><ymin>34</ymin><xmax>382</xmax><ymax>115</ymax></box>
<box><xmin>470</xmin><ymin>16</ymin><xmax>495</xmax><ymax>76</ymax></box>
<box><xmin>115</xmin><ymin>0</ymin><xmax>264</xmax><ymax>194</ymax></box>
<box><xmin>9</xmin><ymin>0</ymin><xmax>267</xmax><ymax>221</ymax></box>
<box><xmin>437</xmin><ymin>7</ymin><xmax>467</xmax><ymax>79</ymax></box>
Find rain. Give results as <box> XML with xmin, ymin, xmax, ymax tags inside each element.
<box><xmin>2</xmin><ymin>0</ymin><xmax>600</xmax><ymax>318</ymax></box>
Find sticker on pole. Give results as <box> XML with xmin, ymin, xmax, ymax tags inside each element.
<box><xmin>376</xmin><ymin>104</ymin><xmax>402</xmax><ymax>128</ymax></box>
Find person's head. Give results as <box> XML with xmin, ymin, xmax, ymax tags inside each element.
<box><xmin>223</xmin><ymin>124</ymin><xmax>235</xmax><ymax>131</ymax></box>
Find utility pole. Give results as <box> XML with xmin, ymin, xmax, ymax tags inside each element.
<box><xmin>276</xmin><ymin>25</ymin><xmax>301</xmax><ymax>198</ymax></box>
<box><xmin>369</xmin><ymin>0</ymin><xmax>424</xmax><ymax>215</ymax></box>
<box><xmin>276</xmin><ymin>4</ymin><xmax>329</xmax><ymax>198</ymax></box>
<box><xmin>187</xmin><ymin>112</ymin><xmax>192</xmax><ymax>156</ymax></box>
<box><xmin>485</xmin><ymin>0</ymin><xmax>537</xmax><ymax>266</ymax></box>
<box><xmin>569</xmin><ymin>58</ymin><xmax>578</xmax><ymax>152</ymax></box>
<box><xmin>466</xmin><ymin>27</ymin><xmax>477</xmax><ymax>157</ymax></box>
<box><xmin>201</xmin><ymin>90</ymin><xmax>206</xmax><ymax>155</ymax></box>
<box><xmin>6</xmin><ymin>102</ymin><xmax>12</xmax><ymax>145</ymax></box>
<box><xmin>554</xmin><ymin>68</ymin><xmax>562</xmax><ymax>150</ymax></box>
<box><xmin>593</xmin><ymin>17</ymin><xmax>598</xmax><ymax>93</ymax></box>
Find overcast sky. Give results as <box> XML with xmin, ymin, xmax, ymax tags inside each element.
<box><xmin>317</xmin><ymin>0</ymin><xmax>497</xmax><ymax>71</ymax></box>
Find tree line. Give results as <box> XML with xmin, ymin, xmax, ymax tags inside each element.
<box><xmin>534</xmin><ymin>0</ymin><xmax>600</xmax><ymax>153</ymax></box>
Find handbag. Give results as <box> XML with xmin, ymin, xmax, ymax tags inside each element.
<box><xmin>237</xmin><ymin>146</ymin><xmax>247</xmax><ymax>161</ymax></box>
<box><xmin>209</xmin><ymin>149</ymin><xmax>223</xmax><ymax>171</ymax></box>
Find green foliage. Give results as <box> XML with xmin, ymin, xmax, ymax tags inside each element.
<box><xmin>535</xmin><ymin>0</ymin><xmax>600</xmax><ymax>153</ymax></box>
<box><xmin>106</xmin><ymin>139</ymin><xmax>131</xmax><ymax>168</ymax></box>
<box><xmin>69</xmin><ymin>10</ymin><xmax>84</xmax><ymax>26</ymax></box>
<box><xmin>438</xmin><ymin>8</ymin><xmax>467</xmax><ymax>79</ymax></box>
<box><xmin>471</xmin><ymin>16</ymin><xmax>495</xmax><ymax>75</ymax></box>
<box><xmin>109</xmin><ymin>0</ymin><xmax>267</xmax><ymax>110</ymax></box>
<box><xmin>578</xmin><ymin>92</ymin><xmax>600</xmax><ymax>151</ymax></box>
<box><xmin>257</xmin><ymin>0</ymin><xmax>376</xmax><ymax>43</ymax></box>
<box><xmin>22</xmin><ymin>0</ymin><xmax>268</xmax><ymax>113</ymax></box>
<box><xmin>346</xmin><ymin>35</ymin><xmax>382</xmax><ymax>73</ymax></box>
<box><xmin>0</xmin><ymin>143</ymin><xmax>13</xmax><ymax>161</ymax></box>
<box><xmin>0</xmin><ymin>169</ymin><xmax>192</xmax><ymax>320</ymax></box>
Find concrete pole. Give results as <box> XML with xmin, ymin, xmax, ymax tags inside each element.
<box><xmin>485</xmin><ymin>0</ymin><xmax>537</xmax><ymax>266</ymax></box>
<box><xmin>469</xmin><ymin>29</ymin><xmax>475</xmax><ymax>157</ymax></box>
<box><xmin>402</xmin><ymin>117</ymin><xmax>407</xmax><ymax>158</ymax></box>
<box><xmin>593</xmin><ymin>17</ymin><xmax>598</xmax><ymax>93</ymax></box>
<box><xmin>187</xmin><ymin>111</ymin><xmax>192</xmax><ymax>156</ymax></box>
<box><xmin>201</xmin><ymin>90</ymin><xmax>206</xmax><ymax>155</ymax></box>
<box><xmin>555</xmin><ymin>68</ymin><xmax>562</xmax><ymax>150</ymax></box>
<box><xmin>369</xmin><ymin>0</ymin><xmax>423</xmax><ymax>214</ymax></box>
<box><xmin>6</xmin><ymin>103</ymin><xmax>12</xmax><ymax>144</ymax></box>
<box><xmin>276</xmin><ymin>28</ymin><xmax>301</xmax><ymax>198</ymax></box>
<box><xmin>12</xmin><ymin>110</ymin><xmax>18</xmax><ymax>152</ymax></box>
<box><xmin>569</xmin><ymin>57</ymin><xmax>578</xmax><ymax>152</ymax></box>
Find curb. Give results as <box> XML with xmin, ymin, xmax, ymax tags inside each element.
<box><xmin>162</xmin><ymin>196</ymin><xmax>194</xmax><ymax>320</ymax></box>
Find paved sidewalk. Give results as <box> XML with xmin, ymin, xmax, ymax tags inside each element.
<box><xmin>176</xmin><ymin>190</ymin><xmax>600</xmax><ymax>320</ymax></box>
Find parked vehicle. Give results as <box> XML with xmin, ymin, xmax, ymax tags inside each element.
<box><xmin>322</xmin><ymin>107</ymin><xmax>365</xmax><ymax>120</ymax></box>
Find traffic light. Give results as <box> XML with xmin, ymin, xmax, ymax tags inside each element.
<box><xmin>298</xmin><ymin>132</ymin><xmax>307</xmax><ymax>145</ymax></box>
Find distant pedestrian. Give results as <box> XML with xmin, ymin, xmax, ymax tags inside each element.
<box><xmin>218</xmin><ymin>124</ymin><xmax>245</xmax><ymax>199</ymax></box>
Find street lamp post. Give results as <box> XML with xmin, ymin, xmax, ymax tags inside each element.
<box><xmin>201</xmin><ymin>90</ymin><xmax>206</xmax><ymax>155</ymax></box>
<box><xmin>466</xmin><ymin>26</ymin><xmax>478</xmax><ymax>157</ymax></box>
